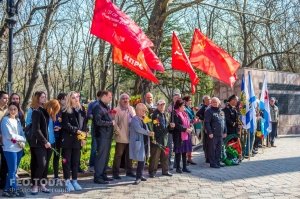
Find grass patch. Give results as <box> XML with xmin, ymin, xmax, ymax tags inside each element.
<box><xmin>19</xmin><ymin>134</ymin><xmax>116</xmax><ymax>175</ymax></box>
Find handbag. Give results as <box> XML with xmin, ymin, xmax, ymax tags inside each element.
<box><xmin>190</xmin><ymin>126</ymin><xmax>199</xmax><ymax>146</ymax></box>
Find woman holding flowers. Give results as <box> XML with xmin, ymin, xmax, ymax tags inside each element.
<box><xmin>61</xmin><ymin>91</ymin><xmax>88</xmax><ymax>191</ymax></box>
<box><xmin>0</xmin><ymin>102</ymin><xmax>26</xmax><ymax>197</ymax></box>
<box><xmin>129</xmin><ymin>103</ymin><xmax>154</xmax><ymax>185</ymax></box>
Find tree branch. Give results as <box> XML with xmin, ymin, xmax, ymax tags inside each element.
<box><xmin>14</xmin><ymin>0</ymin><xmax>71</xmax><ymax>36</ymax></box>
<box><xmin>246</xmin><ymin>48</ymin><xmax>300</xmax><ymax>68</ymax></box>
<box><xmin>165</xmin><ymin>1</ymin><xmax>275</xmax><ymax>22</ymax></box>
<box><xmin>14</xmin><ymin>5</ymin><xmax>49</xmax><ymax>36</ymax></box>
<box><xmin>165</xmin><ymin>0</ymin><xmax>204</xmax><ymax>18</ymax></box>
<box><xmin>138</xmin><ymin>0</ymin><xmax>150</xmax><ymax>21</ymax></box>
<box><xmin>199</xmin><ymin>2</ymin><xmax>275</xmax><ymax>22</ymax></box>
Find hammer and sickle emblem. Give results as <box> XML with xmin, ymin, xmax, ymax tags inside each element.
<box><xmin>198</xmin><ymin>38</ymin><xmax>206</xmax><ymax>51</ymax></box>
<box><xmin>174</xmin><ymin>50</ymin><xmax>182</xmax><ymax>56</ymax></box>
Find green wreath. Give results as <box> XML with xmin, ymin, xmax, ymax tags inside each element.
<box><xmin>221</xmin><ymin>134</ymin><xmax>240</xmax><ymax>166</ymax></box>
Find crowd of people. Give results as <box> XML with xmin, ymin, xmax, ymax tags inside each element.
<box><xmin>0</xmin><ymin>90</ymin><xmax>280</xmax><ymax>197</ymax></box>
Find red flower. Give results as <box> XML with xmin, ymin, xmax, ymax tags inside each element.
<box><xmin>11</xmin><ymin>138</ymin><xmax>17</xmax><ymax>144</ymax></box>
<box><xmin>62</xmin><ymin>158</ymin><xmax>67</xmax><ymax>164</ymax></box>
<box><xmin>164</xmin><ymin>147</ymin><xmax>170</xmax><ymax>156</ymax></box>
<box><xmin>109</xmin><ymin>109</ymin><xmax>117</xmax><ymax>115</ymax></box>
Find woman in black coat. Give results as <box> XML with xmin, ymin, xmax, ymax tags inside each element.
<box><xmin>29</xmin><ymin>94</ymin><xmax>60</xmax><ymax>195</ymax></box>
<box><xmin>61</xmin><ymin>91</ymin><xmax>88</xmax><ymax>192</ymax></box>
<box><xmin>169</xmin><ymin>99</ymin><xmax>193</xmax><ymax>174</ymax></box>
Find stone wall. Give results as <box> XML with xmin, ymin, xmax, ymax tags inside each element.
<box><xmin>213</xmin><ymin>67</ymin><xmax>300</xmax><ymax>135</ymax></box>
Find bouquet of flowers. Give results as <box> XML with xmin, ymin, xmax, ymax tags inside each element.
<box><xmin>151</xmin><ymin>139</ymin><xmax>170</xmax><ymax>156</ymax></box>
<box><xmin>11</xmin><ymin>138</ymin><xmax>25</xmax><ymax>149</ymax></box>
<box><xmin>144</xmin><ymin>116</ymin><xmax>170</xmax><ymax>156</ymax></box>
<box><xmin>51</xmin><ymin>148</ymin><xmax>67</xmax><ymax>164</ymax></box>
<box><xmin>143</xmin><ymin>115</ymin><xmax>152</xmax><ymax>122</ymax></box>
<box><xmin>77</xmin><ymin>130</ymin><xmax>87</xmax><ymax>140</ymax></box>
<box><xmin>129</xmin><ymin>95</ymin><xmax>142</xmax><ymax>107</ymax></box>
<box><xmin>109</xmin><ymin>109</ymin><xmax>117</xmax><ymax>116</ymax></box>
<box><xmin>77</xmin><ymin>130</ymin><xmax>87</xmax><ymax>147</ymax></box>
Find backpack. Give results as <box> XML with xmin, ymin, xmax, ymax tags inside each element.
<box><xmin>24</xmin><ymin>109</ymin><xmax>41</xmax><ymax>146</ymax></box>
<box><xmin>24</xmin><ymin>123</ymin><xmax>33</xmax><ymax>142</ymax></box>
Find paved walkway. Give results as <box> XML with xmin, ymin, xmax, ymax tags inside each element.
<box><xmin>19</xmin><ymin>136</ymin><xmax>300</xmax><ymax>198</ymax></box>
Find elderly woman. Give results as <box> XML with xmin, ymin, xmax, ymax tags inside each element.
<box><xmin>129</xmin><ymin>103</ymin><xmax>154</xmax><ymax>185</ymax></box>
<box><xmin>182</xmin><ymin>96</ymin><xmax>198</xmax><ymax>165</ymax></box>
<box><xmin>170</xmin><ymin>99</ymin><xmax>193</xmax><ymax>173</ymax></box>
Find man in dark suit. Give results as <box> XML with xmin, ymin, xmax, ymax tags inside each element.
<box><xmin>93</xmin><ymin>90</ymin><xmax>115</xmax><ymax>184</ymax></box>
<box><xmin>196</xmin><ymin>95</ymin><xmax>211</xmax><ymax>163</ymax></box>
<box><xmin>149</xmin><ymin>100</ymin><xmax>173</xmax><ymax>178</ymax></box>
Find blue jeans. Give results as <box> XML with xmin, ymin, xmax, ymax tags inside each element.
<box><xmin>3</xmin><ymin>150</ymin><xmax>23</xmax><ymax>191</ymax></box>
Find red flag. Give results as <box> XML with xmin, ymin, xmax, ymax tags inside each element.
<box><xmin>143</xmin><ymin>48</ymin><xmax>164</xmax><ymax>72</ymax></box>
<box><xmin>113</xmin><ymin>47</ymin><xmax>159</xmax><ymax>84</ymax></box>
<box><xmin>189</xmin><ymin>29</ymin><xmax>239</xmax><ymax>87</ymax></box>
<box><xmin>91</xmin><ymin>0</ymin><xmax>153</xmax><ymax>56</ymax></box>
<box><xmin>172</xmin><ymin>32</ymin><xmax>199</xmax><ymax>94</ymax></box>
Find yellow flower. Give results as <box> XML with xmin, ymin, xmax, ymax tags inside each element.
<box><xmin>256</xmin><ymin>131</ymin><xmax>263</xmax><ymax>138</ymax></box>
<box><xmin>143</xmin><ymin>116</ymin><xmax>152</xmax><ymax>124</ymax></box>
<box><xmin>153</xmin><ymin>119</ymin><xmax>159</xmax><ymax>125</ymax></box>
<box><xmin>77</xmin><ymin>131</ymin><xmax>87</xmax><ymax>140</ymax></box>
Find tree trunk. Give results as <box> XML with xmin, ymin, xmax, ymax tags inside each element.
<box><xmin>22</xmin><ymin>0</ymin><xmax>58</xmax><ymax>110</ymax></box>
<box><xmin>132</xmin><ymin>0</ymin><xmax>205</xmax><ymax>95</ymax></box>
<box><xmin>133</xmin><ymin>1</ymin><xmax>169</xmax><ymax>95</ymax></box>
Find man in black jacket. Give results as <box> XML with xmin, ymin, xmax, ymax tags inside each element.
<box><xmin>222</xmin><ymin>95</ymin><xmax>240</xmax><ymax>135</ymax></box>
<box><xmin>149</xmin><ymin>100</ymin><xmax>172</xmax><ymax>178</ymax></box>
<box><xmin>205</xmin><ymin>97</ymin><xmax>227</xmax><ymax>168</ymax></box>
<box><xmin>93</xmin><ymin>90</ymin><xmax>115</xmax><ymax>184</ymax></box>
<box><xmin>196</xmin><ymin>95</ymin><xmax>211</xmax><ymax>163</ymax></box>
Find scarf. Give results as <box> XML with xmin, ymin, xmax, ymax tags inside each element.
<box><xmin>175</xmin><ymin>110</ymin><xmax>190</xmax><ymax>141</ymax></box>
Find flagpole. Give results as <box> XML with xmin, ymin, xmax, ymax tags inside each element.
<box><xmin>111</xmin><ymin>46</ymin><xmax>116</xmax><ymax>109</ymax></box>
<box><xmin>248</xmin><ymin>130</ymin><xmax>250</xmax><ymax>160</ymax></box>
<box><xmin>171</xmin><ymin>69</ymin><xmax>174</xmax><ymax>123</ymax></box>
<box><xmin>181</xmin><ymin>73</ymin><xmax>187</xmax><ymax>94</ymax></box>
